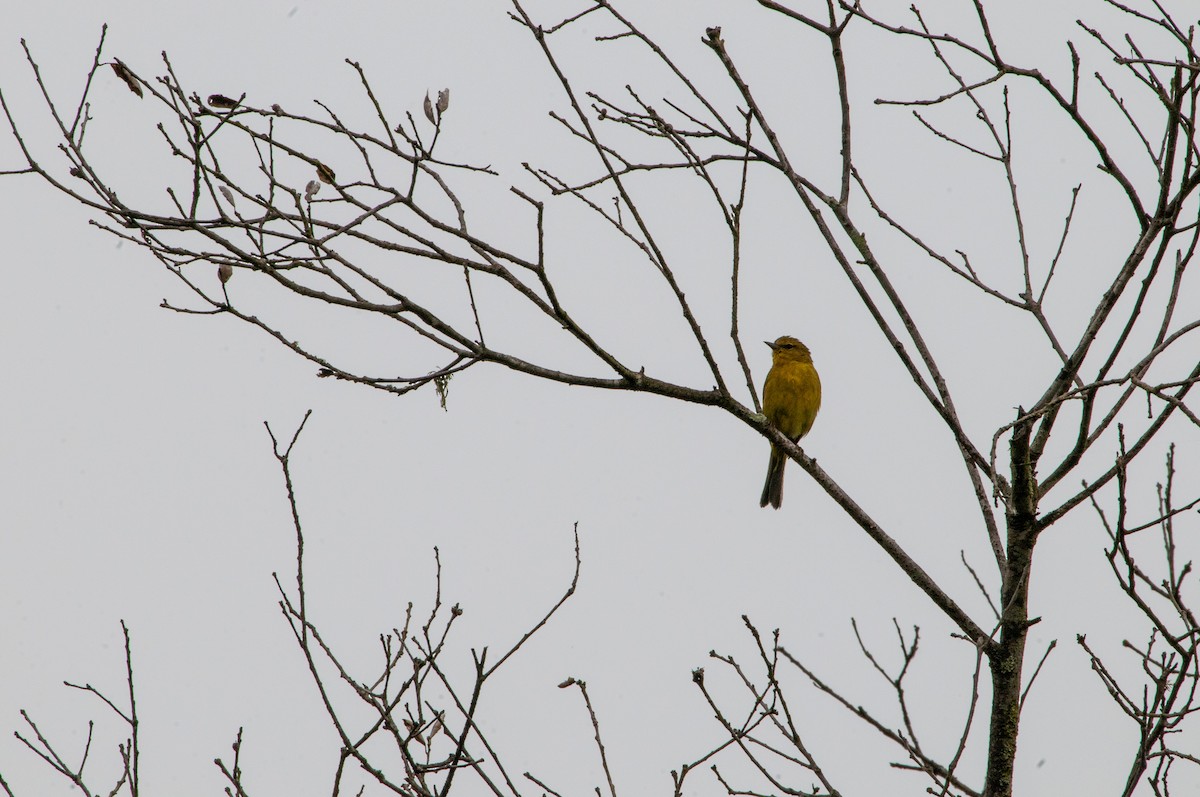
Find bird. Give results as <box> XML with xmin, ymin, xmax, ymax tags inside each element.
<box><xmin>759</xmin><ymin>336</ymin><xmax>822</xmax><ymax>509</ymax></box>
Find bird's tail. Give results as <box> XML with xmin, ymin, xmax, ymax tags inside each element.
<box><xmin>759</xmin><ymin>445</ymin><xmax>786</xmax><ymax>509</ymax></box>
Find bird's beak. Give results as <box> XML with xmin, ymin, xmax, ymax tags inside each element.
<box><xmin>764</xmin><ymin>340</ymin><xmax>775</xmax><ymax>350</ymax></box>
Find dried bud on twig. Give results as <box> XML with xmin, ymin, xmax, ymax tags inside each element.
<box><xmin>316</xmin><ymin>162</ymin><xmax>336</xmax><ymax>184</ymax></box>
<box><xmin>305</xmin><ymin>180</ymin><xmax>320</xmax><ymax>201</ymax></box>
<box><xmin>271</xmin><ymin>103</ymin><xmax>284</xmax><ymax>114</ymax></box>
<box><xmin>437</xmin><ymin>88</ymin><xmax>450</xmax><ymax>114</ymax></box>
<box><xmin>217</xmin><ymin>264</ymin><xmax>233</xmax><ymax>284</ymax></box>
<box><xmin>207</xmin><ymin>94</ymin><xmax>239</xmax><ymax>110</ymax></box>
<box><xmin>557</xmin><ymin>677</ymin><xmax>576</xmax><ymax>688</ymax></box>
<box><xmin>402</xmin><ymin>719</ymin><xmax>425</xmax><ymax>745</ymax></box>
<box><xmin>218</xmin><ymin>185</ymin><xmax>235</xmax><ymax>206</ymax></box>
<box><xmin>69</xmin><ymin>166</ymin><xmax>84</xmax><ymax>179</ymax></box>
<box><xmin>111</xmin><ymin>60</ymin><xmax>142</xmax><ymax>98</ymax></box>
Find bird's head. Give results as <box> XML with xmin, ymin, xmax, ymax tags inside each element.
<box><xmin>765</xmin><ymin>335</ymin><xmax>813</xmax><ymax>364</ymax></box>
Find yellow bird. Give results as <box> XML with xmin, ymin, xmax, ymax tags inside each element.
<box><xmin>759</xmin><ymin>336</ymin><xmax>822</xmax><ymax>509</ymax></box>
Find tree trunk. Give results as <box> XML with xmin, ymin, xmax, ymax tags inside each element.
<box><xmin>984</xmin><ymin>414</ymin><xmax>1039</xmax><ymax>797</ymax></box>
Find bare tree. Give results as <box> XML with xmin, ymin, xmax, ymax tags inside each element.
<box><xmin>2</xmin><ymin>1</ymin><xmax>1199</xmax><ymax>796</ymax></box>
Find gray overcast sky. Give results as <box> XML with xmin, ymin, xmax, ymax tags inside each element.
<box><xmin>2</xmin><ymin>1</ymin><xmax>1198</xmax><ymax>795</ymax></box>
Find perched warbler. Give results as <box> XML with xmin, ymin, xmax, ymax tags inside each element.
<box><xmin>759</xmin><ymin>336</ymin><xmax>821</xmax><ymax>509</ymax></box>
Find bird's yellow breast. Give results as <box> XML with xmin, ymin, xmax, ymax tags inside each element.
<box><xmin>763</xmin><ymin>360</ymin><xmax>821</xmax><ymax>441</ymax></box>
